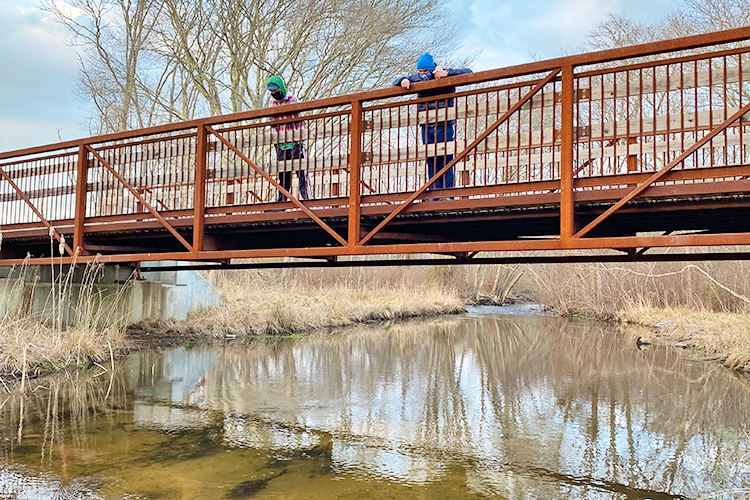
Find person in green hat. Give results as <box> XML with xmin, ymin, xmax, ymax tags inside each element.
<box><xmin>267</xmin><ymin>75</ymin><xmax>312</xmax><ymax>202</ymax></box>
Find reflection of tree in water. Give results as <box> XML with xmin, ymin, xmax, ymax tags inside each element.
<box><xmin>191</xmin><ymin>316</ymin><xmax>750</xmax><ymax>497</ymax></box>
<box><xmin>466</xmin><ymin>317</ymin><xmax>750</xmax><ymax>496</ymax></box>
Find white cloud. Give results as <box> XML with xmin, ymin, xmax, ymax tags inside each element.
<box><xmin>0</xmin><ymin>0</ymin><xmax>89</xmax><ymax>152</ymax></box>
<box><xmin>449</xmin><ymin>0</ymin><xmax>676</xmax><ymax>71</ymax></box>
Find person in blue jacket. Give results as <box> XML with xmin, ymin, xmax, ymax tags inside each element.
<box><xmin>393</xmin><ymin>53</ymin><xmax>472</xmax><ymax>194</ymax></box>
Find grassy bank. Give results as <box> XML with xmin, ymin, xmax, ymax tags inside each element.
<box><xmin>0</xmin><ymin>317</ymin><xmax>123</xmax><ymax>378</ymax></box>
<box><xmin>527</xmin><ymin>259</ymin><xmax>750</xmax><ymax>372</ymax></box>
<box><xmin>2</xmin><ymin>264</ymin><xmax>468</xmax><ymax>376</ymax></box>
<box><xmin>129</xmin><ymin>268</ymin><xmax>466</xmax><ymax>346</ymax></box>
<box><xmin>0</xmin><ymin>262</ymin><xmax>128</xmax><ymax>378</ymax></box>
<box><xmin>620</xmin><ymin>305</ymin><xmax>750</xmax><ymax>372</ymax></box>
<box><xmin>9</xmin><ymin>256</ymin><xmax>750</xmax><ymax>378</ymax></box>
<box><xmin>195</xmin><ymin>282</ymin><xmax>465</xmax><ymax>336</ymax></box>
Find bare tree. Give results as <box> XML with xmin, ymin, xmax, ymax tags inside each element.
<box><xmin>580</xmin><ymin>0</ymin><xmax>750</xmax><ymax>129</ymax></box>
<box><xmin>677</xmin><ymin>0</ymin><xmax>750</xmax><ymax>33</ymax></box>
<box><xmin>583</xmin><ymin>0</ymin><xmax>750</xmax><ymax>50</ymax></box>
<box><xmin>44</xmin><ymin>0</ymin><xmax>461</xmax><ymax>133</ymax></box>
<box><xmin>43</xmin><ymin>0</ymin><xmax>165</xmax><ymax>133</ymax></box>
<box><xmin>585</xmin><ymin>13</ymin><xmax>668</xmax><ymax>50</ymax></box>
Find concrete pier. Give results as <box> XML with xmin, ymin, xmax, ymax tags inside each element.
<box><xmin>0</xmin><ymin>262</ymin><xmax>221</xmax><ymax>326</ymax></box>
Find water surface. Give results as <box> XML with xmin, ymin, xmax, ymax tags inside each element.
<box><xmin>1</xmin><ymin>313</ymin><xmax>749</xmax><ymax>499</ymax></box>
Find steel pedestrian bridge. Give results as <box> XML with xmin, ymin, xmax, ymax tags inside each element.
<box><xmin>4</xmin><ymin>28</ymin><xmax>750</xmax><ymax>270</ymax></box>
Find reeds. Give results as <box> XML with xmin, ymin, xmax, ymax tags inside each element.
<box><xmin>207</xmin><ymin>259</ymin><xmax>523</xmax><ymax>303</ymax></box>
<box><xmin>0</xmin><ymin>259</ymin><xmax>131</xmax><ymax>376</ymax></box>
<box><xmin>126</xmin><ymin>263</ymin><xmax>479</xmax><ymax>345</ymax></box>
<box><xmin>527</xmin><ymin>259</ymin><xmax>750</xmax><ymax>318</ymax></box>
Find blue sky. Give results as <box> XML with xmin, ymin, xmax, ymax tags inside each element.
<box><xmin>0</xmin><ymin>0</ymin><xmax>89</xmax><ymax>152</ymax></box>
<box><xmin>0</xmin><ymin>0</ymin><xmax>676</xmax><ymax>152</ymax></box>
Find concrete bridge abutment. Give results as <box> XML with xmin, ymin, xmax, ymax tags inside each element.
<box><xmin>0</xmin><ymin>261</ymin><xmax>221</xmax><ymax>326</ymax></box>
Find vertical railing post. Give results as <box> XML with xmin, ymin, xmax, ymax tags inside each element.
<box><xmin>348</xmin><ymin>100</ymin><xmax>363</xmax><ymax>250</ymax></box>
<box><xmin>74</xmin><ymin>142</ymin><xmax>88</xmax><ymax>254</ymax></box>
<box><xmin>193</xmin><ymin>123</ymin><xmax>208</xmax><ymax>253</ymax></box>
<box><xmin>559</xmin><ymin>64</ymin><xmax>575</xmax><ymax>247</ymax></box>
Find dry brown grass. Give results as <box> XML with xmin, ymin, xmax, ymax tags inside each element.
<box><xmin>0</xmin><ymin>317</ymin><xmax>124</xmax><ymax>375</ymax></box>
<box><xmin>527</xmin><ymin>259</ymin><xmax>750</xmax><ymax>318</ymax></box>
<box><xmin>183</xmin><ymin>273</ymin><xmax>465</xmax><ymax>339</ymax></box>
<box><xmin>204</xmin><ymin>260</ymin><xmax>524</xmax><ymax>305</ymax></box>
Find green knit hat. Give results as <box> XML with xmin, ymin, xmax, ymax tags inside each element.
<box><xmin>266</xmin><ymin>75</ymin><xmax>287</xmax><ymax>99</ymax></box>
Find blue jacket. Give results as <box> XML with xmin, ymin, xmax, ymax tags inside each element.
<box><xmin>393</xmin><ymin>68</ymin><xmax>473</xmax><ymax>110</ymax></box>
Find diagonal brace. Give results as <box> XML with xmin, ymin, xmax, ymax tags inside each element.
<box><xmin>0</xmin><ymin>164</ymin><xmax>73</xmax><ymax>255</ymax></box>
<box><xmin>86</xmin><ymin>146</ymin><xmax>193</xmax><ymax>252</ymax></box>
<box><xmin>207</xmin><ymin>126</ymin><xmax>347</xmax><ymax>246</ymax></box>
<box><xmin>575</xmin><ymin>100</ymin><xmax>750</xmax><ymax>239</ymax></box>
<box><xmin>359</xmin><ymin>68</ymin><xmax>562</xmax><ymax>246</ymax></box>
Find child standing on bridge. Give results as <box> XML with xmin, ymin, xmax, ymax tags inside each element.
<box><xmin>267</xmin><ymin>75</ymin><xmax>312</xmax><ymax>202</ymax></box>
<box><xmin>394</xmin><ymin>53</ymin><xmax>472</xmax><ymax>196</ymax></box>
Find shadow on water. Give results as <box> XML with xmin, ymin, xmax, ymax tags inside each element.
<box><xmin>224</xmin><ymin>469</ymin><xmax>287</xmax><ymax>499</ymax></box>
<box><xmin>141</xmin><ymin>425</ymin><xmax>226</xmax><ymax>464</ymax></box>
<box><xmin>1</xmin><ymin>314</ymin><xmax>750</xmax><ymax>498</ymax></box>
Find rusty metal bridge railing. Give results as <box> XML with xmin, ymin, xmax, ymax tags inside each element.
<box><xmin>3</xmin><ymin>27</ymin><xmax>750</xmax><ymax>268</ymax></box>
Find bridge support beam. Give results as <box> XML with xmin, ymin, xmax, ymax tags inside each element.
<box><xmin>348</xmin><ymin>99</ymin><xmax>363</xmax><ymax>249</ymax></box>
<box><xmin>74</xmin><ymin>142</ymin><xmax>88</xmax><ymax>255</ymax></box>
<box><xmin>559</xmin><ymin>64</ymin><xmax>575</xmax><ymax>247</ymax></box>
<box><xmin>193</xmin><ymin>124</ymin><xmax>208</xmax><ymax>253</ymax></box>
<box><xmin>0</xmin><ymin>262</ymin><xmax>221</xmax><ymax>326</ymax></box>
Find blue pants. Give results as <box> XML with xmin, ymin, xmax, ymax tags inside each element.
<box><xmin>421</xmin><ymin>122</ymin><xmax>455</xmax><ymax>190</ymax></box>
<box><xmin>276</xmin><ymin>143</ymin><xmax>311</xmax><ymax>201</ymax></box>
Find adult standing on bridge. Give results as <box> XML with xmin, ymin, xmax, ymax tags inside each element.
<box><xmin>268</xmin><ymin>75</ymin><xmax>312</xmax><ymax>202</ymax></box>
<box><xmin>393</xmin><ymin>53</ymin><xmax>472</xmax><ymax>196</ymax></box>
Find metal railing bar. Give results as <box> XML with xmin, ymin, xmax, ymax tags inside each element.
<box><xmin>359</xmin><ymin>68</ymin><xmax>562</xmax><ymax>246</ymax></box>
<box><xmin>4</xmin><ymin>27</ymin><xmax>750</xmax><ymax>161</ymax></box>
<box><xmin>0</xmin><ymin>163</ymin><xmax>73</xmax><ymax>254</ymax></box>
<box><xmin>206</xmin><ymin>125</ymin><xmax>348</xmax><ymax>247</ymax></box>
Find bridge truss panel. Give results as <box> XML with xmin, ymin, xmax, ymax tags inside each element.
<box><xmin>86</xmin><ymin>131</ymin><xmax>199</xmax><ymax>220</ymax></box>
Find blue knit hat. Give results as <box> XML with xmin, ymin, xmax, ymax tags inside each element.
<box><xmin>417</xmin><ymin>53</ymin><xmax>435</xmax><ymax>71</ymax></box>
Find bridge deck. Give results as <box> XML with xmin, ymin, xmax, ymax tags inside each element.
<box><xmin>4</xmin><ymin>27</ymin><xmax>750</xmax><ymax>267</ymax></box>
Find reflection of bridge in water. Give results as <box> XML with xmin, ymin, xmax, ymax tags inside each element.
<box><xmin>5</xmin><ymin>27</ymin><xmax>750</xmax><ymax>269</ymax></box>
